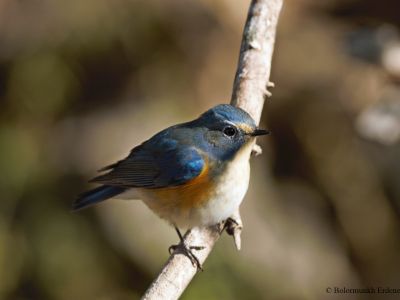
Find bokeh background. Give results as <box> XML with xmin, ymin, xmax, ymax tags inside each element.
<box><xmin>1</xmin><ymin>0</ymin><xmax>400</xmax><ymax>299</ymax></box>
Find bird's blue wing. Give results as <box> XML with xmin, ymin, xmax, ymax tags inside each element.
<box><xmin>91</xmin><ymin>135</ymin><xmax>205</xmax><ymax>188</ymax></box>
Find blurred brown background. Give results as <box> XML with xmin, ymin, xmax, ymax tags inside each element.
<box><xmin>1</xmin><ymin>0</ymin><xmax>400</xmax><ymax>299</ymax></box>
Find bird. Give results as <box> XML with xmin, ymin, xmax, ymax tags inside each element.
<box><xmin>73</xmin><ymin>104</ymin><xmax>269</xmax><ymax>268</ymax></box>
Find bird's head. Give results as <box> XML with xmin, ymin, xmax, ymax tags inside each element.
<box><xmin>190</xmin><ymin>104</ymin><xmax>269</xmax><ymax>161</ymax></box>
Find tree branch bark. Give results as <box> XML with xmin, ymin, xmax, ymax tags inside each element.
<box><xmin>142</xmin><ymin>1</ymin><xmax>283</xmax><ymax>299</ymax></box>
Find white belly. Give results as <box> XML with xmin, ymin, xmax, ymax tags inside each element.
<box><xmin>191</xmin><ymin>154</ymin><xmax>250</xmax><ymax>227</ymax></box>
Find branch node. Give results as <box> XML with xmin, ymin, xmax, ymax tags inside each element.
<box><xmin>251</xmin><ymin>144</ymin><xmax>263</xmax><ymax>156</ymax></box>
<box><xmin>264</xmin><ymin>89</ymin><xmax>273</xmax><ymax>97</ymax></box>
<box><xmin>249</xmin><ymin>40</ymin><xmax>262</xmax><ymax>50</ymax></box>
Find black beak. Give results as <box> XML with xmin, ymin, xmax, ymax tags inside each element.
<box><xmin>250</xmin><ymin>128</ymin><xmax>270</xmax><ymax>136</ymax></box>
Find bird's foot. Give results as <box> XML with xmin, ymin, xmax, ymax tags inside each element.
<box><xmin>169</xmin><ymin>227</ymin><xmax>205</xmax><ymax>271</ymax></box>
<box><xmin>220</xmin><ymin>214</ymin><xmax>243</xmax><ymax>250</ymax></box>
<box><xmin>168</xmin><ymin>243</ymin><xmax>204</xmax><ymax>271</ymax></box>
<box><xmin>222</xmin><ymin>217</ymin><xmax>240</xmax><ymax>235</ymax></box>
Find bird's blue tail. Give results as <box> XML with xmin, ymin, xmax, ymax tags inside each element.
<box><xmin>72</xmin><ymin>185</ymin><xmax>125</xmax><ymax>211</ymax></box>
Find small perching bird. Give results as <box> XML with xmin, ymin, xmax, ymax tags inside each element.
<box><xmin>73</xmin><ymin>104</ymin><xmax>269</xmax><ymax>268</ymax></box>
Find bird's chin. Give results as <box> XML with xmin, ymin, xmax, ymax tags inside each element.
<box><xmin>244</xmin><ymin>135</ymin><xmax>257</xmax><ymax>143</ymax></box>
<box><xmin>237</xmin><ymin>138</ymin><xmax>256</xmax><ymax>158</ymax></box>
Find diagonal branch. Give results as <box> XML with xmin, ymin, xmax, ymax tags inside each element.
<box><xmin>142</xmin><ymin>1</ymin><xmax>283</xmax><ymax>299</ymax></box>
<box><xmin>231</xmin><ymin>0</ymin><xmax>282</xmax><ymax>123</ymax></box>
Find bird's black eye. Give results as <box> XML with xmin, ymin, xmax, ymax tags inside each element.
<box><xmin>223</xmin><ymin>126</ymin><xmax>237</xmax><ymax>137</ymax></box>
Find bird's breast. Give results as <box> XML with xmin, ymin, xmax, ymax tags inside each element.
<box><xmin>140</xmin><ymin>141</ymin><xmax>254</xmax><ymax>228</ymax></box>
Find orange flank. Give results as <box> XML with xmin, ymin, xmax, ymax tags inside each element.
<box><xmin>144</xmin><ymin>158</ymin><xmax>214</xmax><ymax>221</ymax></box>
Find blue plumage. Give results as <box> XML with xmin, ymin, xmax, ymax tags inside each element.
<box><xmin>73</xmin><ymin>185</ymin><xmax>126</xmax><ymax>211</ymax></box>
<box><xmin>89</xmin><ymin>142</ymin><xmax>205</xmax><ymax>188</ymax></box>
<box><xmin>199</xmin><ymin>104</ymin><xmax>256</xmax><ymax>127</ymax></box>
